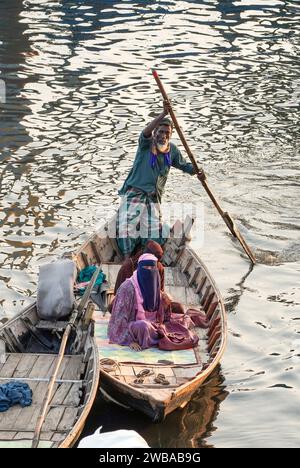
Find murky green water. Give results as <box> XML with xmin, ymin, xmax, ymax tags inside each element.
<box><xmin>0</xmin><ymin>0</ymin><xmax>299</xmax><ymax>448</ymax></box>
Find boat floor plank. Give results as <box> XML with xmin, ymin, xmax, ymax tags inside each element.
<box><xmin>153</xmin><ymin>375</ymin><xmax>177</xmax><ymax>386</ymax></box>
<box><xmin>0</xmin><ymin>381</ymin><xmax>81</xmax><ymax>433</ymax></box>
<box><xmin>173</xmin><ymin>366</ymin><xmax>202</xmax><ymax>380</ymax></box>
<box><xmin>57</xmin><ymin>407</ymin><xmax>78</xmax><ymax>432</ymax></box>
<box><xmin>0</xmin><ymin>431</ymin><xmax>17</xmax><ymax>440</ymax></box>
<box><xmin>61</xmin><ymin>356</ymin><xmax>83</xmax><ymax>380</ymax></box>
<box><xmin>0</xmin><ymin>354</ymin><xmax>23</xmax><ymax>378</ymax></box>
<box><xmin>51</xmin><ymin>432</ymin><xmax>65</xmax><ymax>442</ymax></box>
<box><xmin>0</xmin><ymin>430</ymin><xmax>17</xmax><ymax>440</ymax></box>
<box><xmin>27</xmin><ymin>382</ymin><xmax>42</xmax><ymax>405</ymax></box>
<box><xmin>12</xmin><ymin>355</ymin><xmax>38</xmax><ymax>379</ymax></box>
<box><xmin>63</xmin><ymin>383</ymin><xmax>82</xmax><ymax>407</ymax></box>
<box><xmin>52</xmin><ymin>356</ymin><xmax>73</xmax><ymax>380</ymax></box>
<box><xmin>23</xmin><ymin>403</ymin><xmax>45</xmax><ymax>434</ymax></box>
<box><xmin>32</xmin><ymin>381</ymin><xmax>82</xmax><ymax>407</ymax></box>
<box><xmin>28</xmin><ymin>355</ymin><xmax>55</xmax><ymax>379</ymax></box>
<box><xmin>2</xmin><ymin>354</ymin><xmax>79</xmax><ymax>381</ymax></box>
<box><xmin>123</xmin><ymin>375</ymin><xmax>136</xmax><ymax>385</ymax></box>
<box><xmin>8</xmin><ymin>404</ymin><xmax>38</xmax><ymax>432</ymax></box>
<box><xmin>127</xmin><ymin>366</ymin><xmax>174</xmax><ymax>376</ymax></box>
<box><xmin>154</xmin><ymin>367</ymin><xmax>174</xmax><ymax>377</ymax></box>
<box><xmin>51</xmin><ymin>382</ymin><xmax>72</xmax><ymax>406</ymax></box>
<box><xmin>0</xmin><ymin>405</ymin><xmax>24</xmax><ymax>431</ymax></box>
<box><xmin>32</xmin><ymin>381</ymin><xmax>53</xmax><ymax>404</ymax></box>
<box><xmin>14</xmin><ymin>431</ymin><xmax>53</xmax><ymax>441</ymax></box>
<box><xmin>43</xmin><ymin>406</ymin><xmax>66</xmax><ymax>432</ymax></box>
<box><xmin>119</xmin><ymin>365</ymin><xmax>135</xmax><ymax>376</ymax></box>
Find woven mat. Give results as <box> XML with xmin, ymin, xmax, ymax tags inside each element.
<box><xmin>94</xmin><ymin>312</ymin><xmax>197</xmax><ymax>365</ymax></box>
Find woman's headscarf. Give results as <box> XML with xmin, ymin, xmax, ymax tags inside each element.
<box><xmin>131</xmin><ymin>254</ymin><xmax>161</xmax><ymax>316</ymax></box>
<box><xmin>143</xmin><ymin>240</ymin><xmax>163</xmax><ymax>261</ymax></box>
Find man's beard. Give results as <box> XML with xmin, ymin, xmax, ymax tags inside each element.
<box><xmin>156</xmin><ymin>141</ymin><xmax>169</xmax><ymax>152</ymax></box>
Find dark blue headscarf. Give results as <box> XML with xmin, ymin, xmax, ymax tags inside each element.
<box><xmin>137</xmin><ymin>256</ymin><xmax>161</xmax><ymax>312</ymax></box>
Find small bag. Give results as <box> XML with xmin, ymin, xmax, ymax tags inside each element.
<box><xmin>157</xmin><ymin>322</ymin><xmax>199</xmax><ymax>351</ymax></box>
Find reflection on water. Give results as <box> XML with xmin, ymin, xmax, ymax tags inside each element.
<box><xmin>80</xmin><ymin>367</ymin><xmax>228</xmax><ymax>448</ymax></box>
<box><xmin>0</xmin><ymin>0</ymin><xmax>299</xmax><ymax>447</ymax></box>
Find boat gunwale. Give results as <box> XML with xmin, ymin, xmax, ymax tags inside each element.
<box><xmin>58</xmin><ymin>336</ymin><xmax>100</xmax><ymax>448</ymax></box>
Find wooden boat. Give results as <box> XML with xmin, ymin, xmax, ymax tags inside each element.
<box><xmin>74</xmin><ymin>215</ymin><xmax>227</xmax><ymax>422</ymax></box>
<box><xmin>0</xmin><ymin>297</ymin><xmax>100</xmax><ymax>447</ymax></box>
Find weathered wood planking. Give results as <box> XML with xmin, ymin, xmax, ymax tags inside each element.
<box><xmin>0</xmin><ymin>354</ymin><xmax>24</xmax><ymax>378</ymax></box>
<box><xmin>0</xmin><ymin>309</ymin><xmax>99</xmax><ymax>447</ymax></box>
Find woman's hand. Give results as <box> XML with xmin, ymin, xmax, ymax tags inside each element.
<box><xmin>130</xmin><ymin>342</ymin><xmax>142</xmax><ymax>352</ymax></box>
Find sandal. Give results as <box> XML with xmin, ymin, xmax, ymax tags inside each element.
<box><xmin>134</xmin><ymin>368</ymin><xmax>153</xmax><ymax>384</ymax></box>
<box><xmin>154</xmin><ymin>373</ymin><xmax>170</xmax><ymax>386</ymax></box>
<box><xmin>100</xmin><ymin>358</ymin><xmax>119</xmax><ymax>373</ymax></box>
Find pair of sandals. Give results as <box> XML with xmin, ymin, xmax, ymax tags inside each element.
<box><xmin>134</xmin><ymin>369</ymin><xmax>170</xmax><ymax>386</ymax></box>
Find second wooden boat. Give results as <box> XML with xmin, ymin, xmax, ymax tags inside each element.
<box><xmin>0</xmin><ymin>297</ymin><xmax>99</xmax><ymax>447</ymax></box>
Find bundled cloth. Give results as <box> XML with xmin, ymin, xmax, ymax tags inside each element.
<box><xmin>37</xmin><ymin>259</ymin><xmax>77</xmax><ymax>320</ymax></box>
<box><xmin>0</xmin><ymin>381</ymin><xmax>32</xmax><ymax>412</ymax></box>
<box><xmin>156</xmin><ymin>308</ymin><xmax>209</xmax><ymax>351</ymax></box>
<box><xmin>186</xmin><ymin>308</ymin><xmax>209</xmax><ymax>328</ymax></box>
<box><xmin>75</xmin><ymin>266</ymin><xmax>106</xmax><ymax>296</ymax></box>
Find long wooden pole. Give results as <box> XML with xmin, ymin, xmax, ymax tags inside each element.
<box><xmin>31</xmin><ymin>315</ymin><xmax>75</xmax><ymax>448</ymax></box>
<box><xmin>152</xmin><ymin>69</ymin><xmax>256</xmax><ymax>264</ymax></box>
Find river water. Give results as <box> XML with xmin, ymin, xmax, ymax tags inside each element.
<box><xmin>0</xmin><ymin>0</ymin><xmax>299</xmax><ymax>448</ymax></box>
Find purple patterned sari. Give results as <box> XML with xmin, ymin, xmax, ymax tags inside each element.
<box><xmin>107</xmin><ymin>279</ymin><xmax>161</xmax><ymax>349</ymax></box>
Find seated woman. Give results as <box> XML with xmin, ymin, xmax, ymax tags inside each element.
<box><xmin>114</xmin><ymin>240</ymin><xmax>165</xmax><ymax>295</ymax></box>
<box><xmin>108</xmin><ymin>253</ymin><xmax>198</xmax><ymax>351</ymax></box>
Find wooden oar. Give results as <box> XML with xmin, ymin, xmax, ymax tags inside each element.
<box><xmin>152</xmin><ymin>69</ymin><xmax>256</xmax><ymax>265</ymax></box>
<box><xmin>31</xmin><ymin>266</ymin><xmax>101</xmax><ymax>448</ymax></box>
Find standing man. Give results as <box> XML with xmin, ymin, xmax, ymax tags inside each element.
<box><xmin>117</xmin><ymin>101</ymin><xmax>205</xmax><ymax>257</ymax></box>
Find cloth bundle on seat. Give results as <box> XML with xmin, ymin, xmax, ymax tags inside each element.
<box><xmin>0</xmin><ymin>381</ymin><xmax>32</xmax><ymax>412</ymax></box>
<box><xmin>37</xmin><ymin>259</ymin><xmax>77</xmax><ymax>320</ymax></box>
<box><xmin>186</xmin><ymin>308</ymin><xmax>209</xmax><ymax>328</ymax></box>
<box><xmin>75</xmin><ymin>265</ymin><xmax>106</xmax><ymax>296</ymax></box>
<box><xmin>157</xmin><ymin>321</ymin><xmax>199</xmax><ymax>351</ymax></box>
